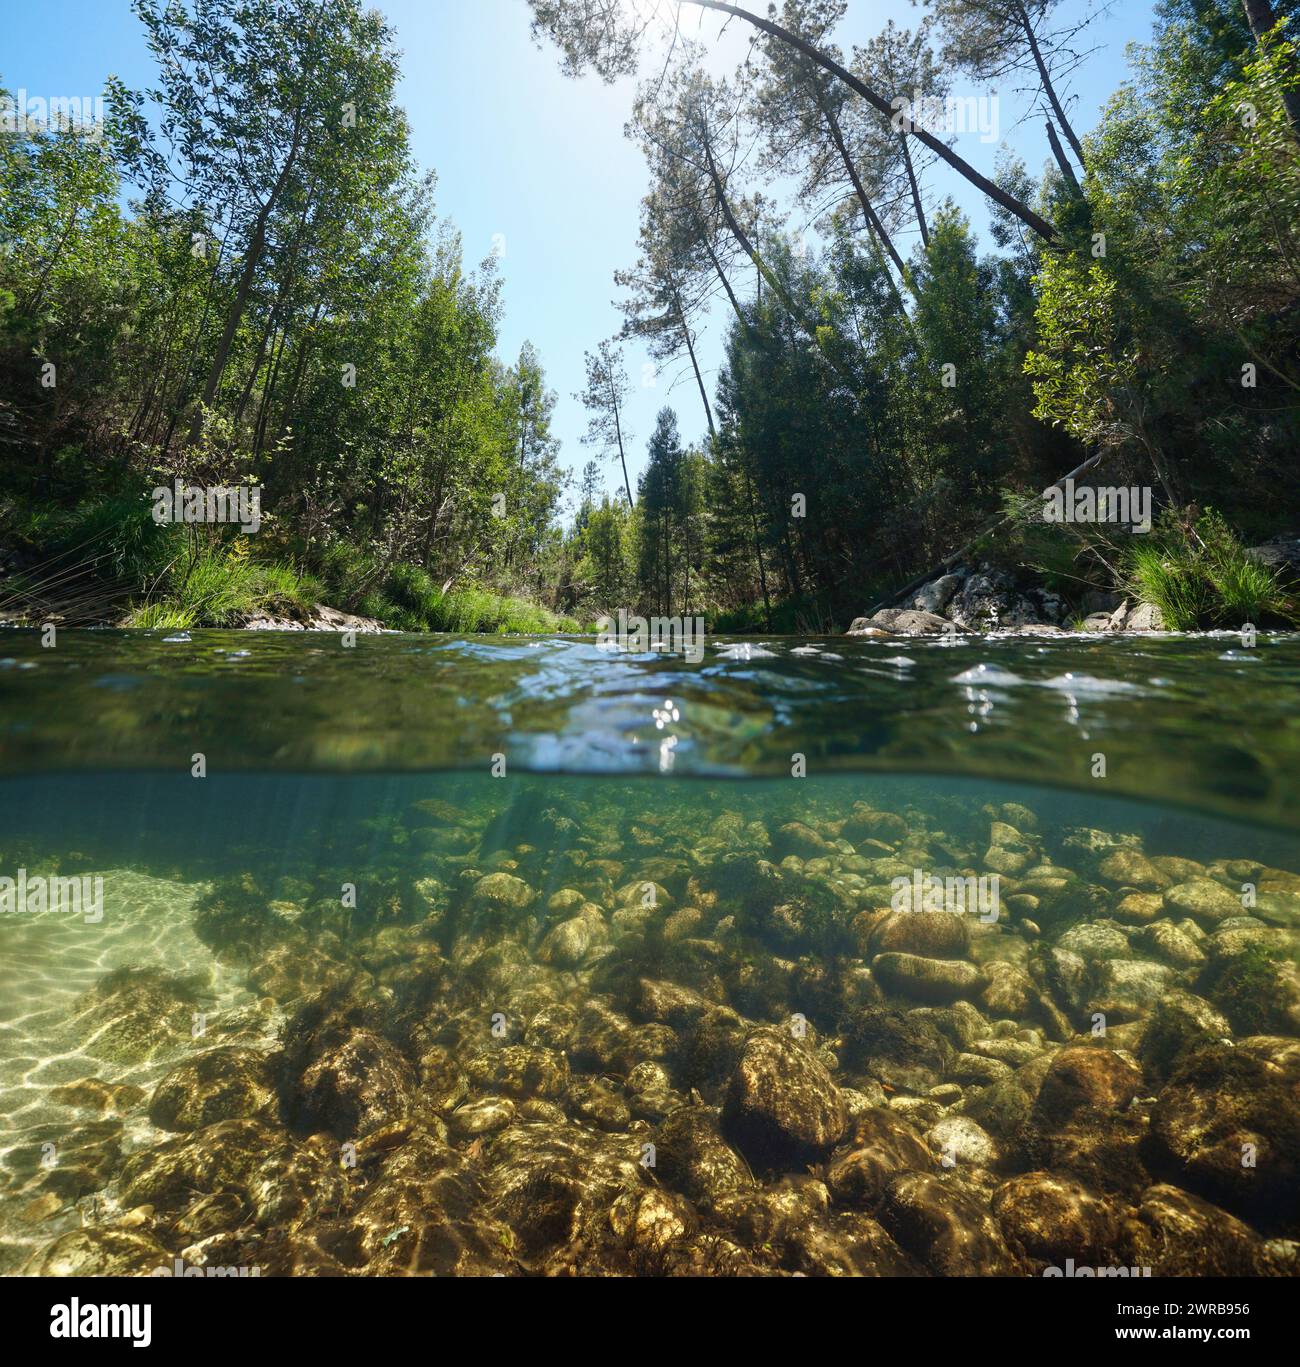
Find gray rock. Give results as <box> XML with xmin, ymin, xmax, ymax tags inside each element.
<box><xmin>1087</xmin><ymin>959</ymin><xmax>1173</xmax><ymax>1023</ymax></box>
<box><xmin>926</xmin><ymin>1115</ymin><xmax>1000</xmax><ymax>1168</ymax></box>
<box><xmin>857</xmin><ymin>608</ymin><xmax>963</xmax><ymax>636</ymax></box>
<box><xmin>911</xmin><ymin>573</ymin><xmax>964</xmax><ymax>615</ymax></box>
<box><xmin>1125</xmin><ymin>602</ymin><xmax>1167</xmax><ymax>631</ymax></box>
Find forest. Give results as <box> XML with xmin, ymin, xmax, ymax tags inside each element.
<box><xmin>2</xmin><ymin>0</ymin><xmax>1298</xmax><ymax>634</ymax></box>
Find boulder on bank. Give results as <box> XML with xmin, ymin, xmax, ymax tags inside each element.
<box><xmin>848</xmin><ymin>608</ymin><xmax>960</xmax><ymax>636</ymax></box>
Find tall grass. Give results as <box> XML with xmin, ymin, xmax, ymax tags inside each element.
<box><xmin>126</xmin><ymin>543</ymin><xmax>323</xmax><ymax>628</ymax></box>
<box><xmin>323</xmin><ymin>548</ymin><xmax>579</xmax><ymax>633</ymax></box>
<box><xmin>1126</xmin><ymin>510</ymin><xmax>1295</xmax><ymax>630</ymax></box>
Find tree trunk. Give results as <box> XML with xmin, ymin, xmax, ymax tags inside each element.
<box><xmin>899</xmin><ymin>132</ymin><xmax>929</xmax><ymax>247</ymax></box>
<box><xmin>702</xmin><ymin>232</ymin><xmax>745</xmax><ymax>325</ymax></box>
<box><xmin>743</xmin><ymin>462</ymin><xmax>773</xmax><ymax>630</ymax></box>
<box><xmin>1018</xmin><ymin>1</ymin><xmax>1087</xmax><ymax>169</ymax></box>
<box><xmin>1046</xmin><ymin>121</ymin><xmax>1083</xmax><ymax>196</ymax></box>
<box><xmin>675</xmin><ymin>289</ymin><xmax>717</xmax><ymax>439</ymax></box>
<box><xmin>189</xmin><ymin>108</ymin><xmax>307</xmax><ymax>443</ymax></box>
<box><xmin>1242</xmin><ymin>0</ymin><xmax>1300</xmax><ymax>140</ymax></box>
<box><xmin>609</xmin><ymin>375</ymin><xmax>634</xmax><ymax>508</ymax></box>
<box><xmin>821</xmin><ymin>101</ymin><xmax>907</xmax><ymax>280</ymax></box>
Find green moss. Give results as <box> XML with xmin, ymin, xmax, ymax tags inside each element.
<box><xmin>1205</xmin><ymin>943</ymin><xmax>1290</xmax><ymax>1035</ymax></box>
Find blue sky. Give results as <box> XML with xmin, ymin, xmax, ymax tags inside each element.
<box><xmin>4</xmin><ymin>0</ymin><xmax>1156</xmax><ymax>510</ymax></box>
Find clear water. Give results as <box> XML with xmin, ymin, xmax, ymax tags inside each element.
<box><xmin>1</xmin><ymin>631</ymin><xmax>1298</xmax><ymax>1276</ymax></box>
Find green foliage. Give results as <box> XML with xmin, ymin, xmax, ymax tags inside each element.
<box><xmin>0</xmin><ymin>1</ymin><xmax>568</xmax><ymax>633</ymax></box>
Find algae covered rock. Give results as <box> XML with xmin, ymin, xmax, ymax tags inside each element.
<box><xmin>872</xmin><ymin>952</ymin><xmax>984</xmax><ymax>1004</ymax></box>
<box><xmin>1138</xmin><ymin>991</ymin><xmax>1231</xmax><ymax>1084</ymax></box>
<box><xmin>1162</xmin><ymin>878</ymin><xmax>1243</xmax><ymax>928</ymax></box>
<box><xmin>481</xmin><ymin>1121</ymin><xmax>646</xmax><ymax>1259</ymax></box>
<box><xmin>992</xmin><ymin>1171</ymin><xmax>1118</xmax><ymax>1265</ymax></box>
<box><xmin>69</xmin><ymin>967</ymin><xmax>198</xmax><ymax>1065</ymax></box>
<box><xmin>1034</xmin><ymin>1046</ymin><xmax>1142</xmax><ymax>1125</ymax></box>
<box><xmin>469</xmin><ymin>872</ymin><xmax>535</xmax><ymax>914</ymax></box>
<box><xmin>1150</xmin><ymin>1045</ymin><xmax>1300</xmax><ymax>1227</ymax></box>
<box><xmin>841</xmin><ymin>1007</ymin><xmax>953</xmax><ymax>1092</ymax></box>
<box><xmin>878</xmin><ymin>1171</ymin><xmax>1020</xmax><ymax>1275</ymax></box>
<box><xmin>149</xmin><ymin>1046</ymin><xmax>280</xmax><ymax>1132</ymax></box>
<box><xmin>1131</xmin><ymin>1183</ymin><xmax>1270</xmax><ymax>1276</ymax></box>
<box><xmin>26</xmin><ymin>1228</ymin><xmax>173</xmax><ymax>1277</ymax></box>
<box><xmin>290</xmin><ymin>1027</ymin><xmax>416</xmax><ymax>1139</ymax></box>
<box><xmin>721</xmin><ymin>1026</ymin><xmax>845</xmax><ymax>1167</ymax></box>
<box><xmin>825</xmin><ymin>1108</ymin><xmax>933</xmax><ymax>1207</ymax></box>
<box><xmin>118</xmin><ymin>1118</ymin><xmax>281</xmax><ymax>1210</ymax></box>
<box><xmin>655</xmin><ymin>1106</ymin><xmax>754</xmax><ymax>1209</ymax></box>
<box><xmin>868</xmin><ymin>909</ymin><xmax>971</xmax><ymax>959</ymax></box>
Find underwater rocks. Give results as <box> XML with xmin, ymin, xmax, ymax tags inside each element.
<box><xmin>872</xmin><ymin>953</ymin><xmax>985</xmax><ymax>1004</ymax></box>
<box><xmin>1138</xmin><ymin>991</ymin><xmax>1231</xmax><ymax>1083</ymax></box>
<box><xmin>289</xmin><ymin>1026</ymin><xmax>416</xmax><ymax>1139</ymax></box>
<box><xmin>68</xmin><ymin>967</ymin><xmax>199</xmax><ymax>1065</ymax></box>
<box><xmin>22</xmin><ymin>789</ymin><xmax>1300</xmax><ymax>1278</ymax></box>
<box><xmin>656</xmin><ymin>1106</ymin><xmax>754</xmax><ymax>1210</ymax></box>
<box><xmin>1149</xmin><ymin>1045</ymin><xmax>1300</xmax><ymax>1227</ymax></box>
<box><xmin>825</xmin><ymin>1109</ymin><xmax>933</xmax><ymax>1208</ymax></box>
<box><xmin>879</xmin><ymin>1172</ymin><xmax>1020</xmax><ymax>1275</ymax></box>
<box><xmin>1130</xmin><ymin>1183</ymin><xmax>1272</xmax><ymax>1277</ymax></box>
<box><xmin>1163</xmin><ymin>878</ymin><xmax>1244</xmax><ymax>928</ymax></box>
<box><xmin>25</xmin><ymin>1228</ymin><xmax>172</xmax><ymax>1277</ymax></box>
<box><xmin>1033</xmin><ymin>1047</ymin><xmax>1142</xmax><ymax>1126</ymax></box>
<box><xmin>868</xmin><ymin>909</ymin><xmax>971</xmax><ymax>959</ymax></box>
<box><xmin>149</xmin><ymin>1047</ymin><xmax>279</xmax><ymax>1131</ymax></box>
<box><xmin>991</xmin><ymin>1172</ymin><xmax>1119</xmax><ymax>1265</ymax></box>
<box><xmin>480</xmin><ymin>1122</ymin><xmax>645</xmax><ymax>1262</ymax></box>
<box><xmin>721</xmin><ymin>1027</ymin><xmax>846</xmax><ymax>1167</ymax></box>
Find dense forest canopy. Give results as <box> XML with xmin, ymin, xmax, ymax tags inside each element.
<box><xmin>2</xmin><ymin>0</ymin><xmax>1298</xmax><ymax>633</ymax></box>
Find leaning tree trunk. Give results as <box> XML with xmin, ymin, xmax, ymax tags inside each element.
<box><xmin>898</xmin><ymin>131</ymin><xmax>930</xmax><ymax>248</ymax></box>
<box><xmin>685</xmin><ymin>0</ymin><xmax>1057</xmax><ymax>241</ymax></box>
<box><xmin>610</xmin><ymin>377</ymin><xmax>634</xmax><ymax>509</ymax></box>
<box><xmin>675</xmin><ymin>289</ymin><xmax>717</xmax><ymax>440</ymax></box>
<box><xmin>822</xmin><ymin>101</ymin><xmax>907</xmax><ymax>279</ymax></box>
<box><xmin>189</xmin><ymin>109</ymin><xmax>307</xmax><ymax>444</ymax></box>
